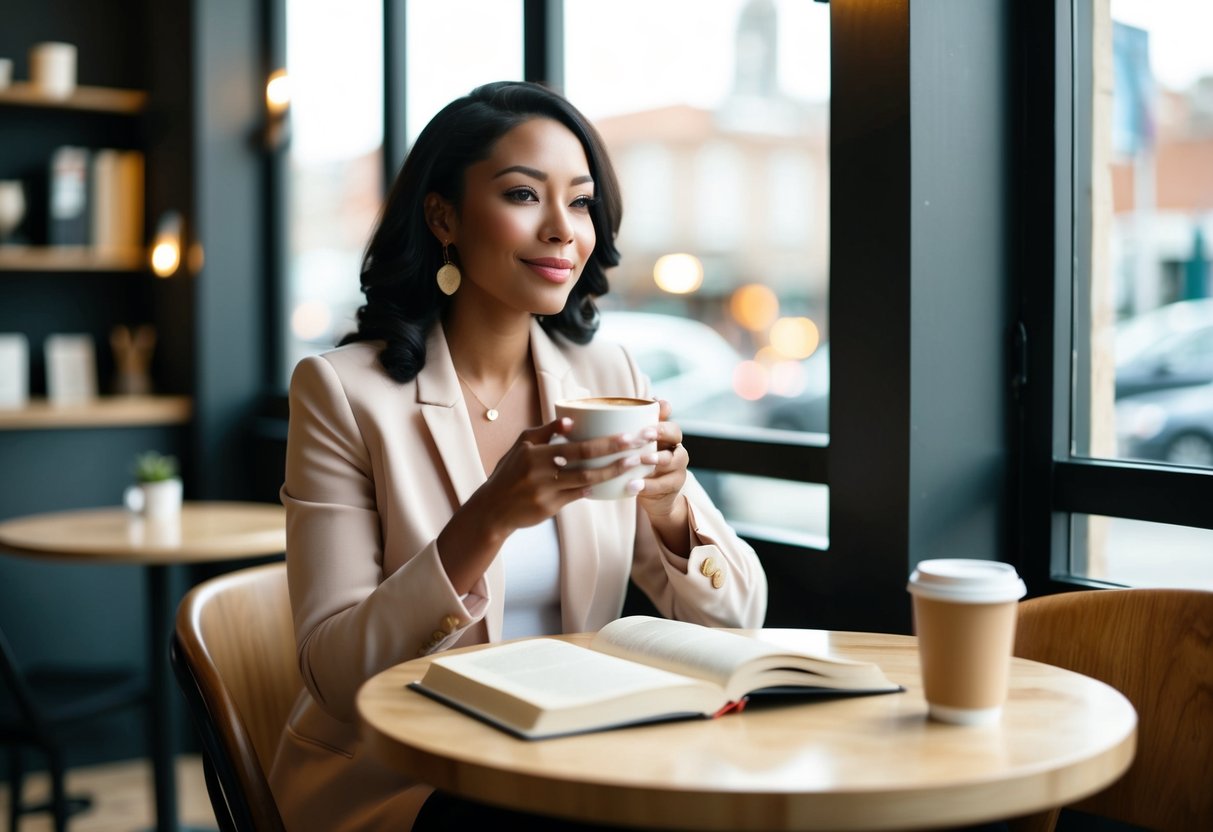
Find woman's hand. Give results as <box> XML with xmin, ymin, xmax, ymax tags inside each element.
<box><xmin>635</xmin><ymin>399</ymin><xmax>692</xmax><ymax>556</ymax></box>
<box><xmin>438</xmin><ymin>416</ymin><xmax>651</xmax><ymax>592</ymax></box>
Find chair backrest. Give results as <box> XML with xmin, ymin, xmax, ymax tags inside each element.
<box><xmin>1014</xmin><ymin>588</ymin><xmax>1213</xmax><ymax>832</ymax></box>
<box><xmin>172</xmin><ymin>561</ymin><xmax>301</xmax><ymax>832</ymax></box>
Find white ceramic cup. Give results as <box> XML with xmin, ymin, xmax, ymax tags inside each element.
<box><xmin>124</xmin><ymin>478</ymin><xmax>183</xmax><ymax>520</ymax></box>
<box><xmin>29</xmin><ymin>42</ymin><xmax>77</xmax><ymax>99</ymax></box>
<box><xmin>907</xmin><ymin>559</ymin><xmax>1027</xmax><ymax>725</ymax></box>
<box><xmin>554</xmin><ymin>396</ymin><xmax>660</xmax><ymax>499</ymax></box>
<box><xmin>0</xmin><ymin>181</ymin><xmax>25</xmax><ymax>242</ymax></box>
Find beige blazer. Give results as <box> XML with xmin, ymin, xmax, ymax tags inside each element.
<box><xmin>269</xmin><ymin>319</ymin><xmax>767</xmax><ymax>831</ymax></box>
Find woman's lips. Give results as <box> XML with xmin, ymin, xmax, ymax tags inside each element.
<box><xmin>522</xmin><ymin>257</ymin><xmax>574</xmax><ymax>283</ymax></box>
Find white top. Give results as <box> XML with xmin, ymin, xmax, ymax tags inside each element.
<box><xmin>500</xmin><ymin>518</ymin><xmax>563</xmax><ymax>640</ymax></box>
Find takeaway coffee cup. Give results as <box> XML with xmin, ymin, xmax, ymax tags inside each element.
<box><xmin>554</xmin><ymin>397</ymin><xmax>660</xmax><ymax>499</ymax></box>
<box><xmin>907</xmin><ymin>559</ymin><xmax>1027</xmax><ymax>725</ymax></box>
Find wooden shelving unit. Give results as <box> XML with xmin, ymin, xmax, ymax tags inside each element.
<box><xmin>0</xmin><ymin>395</ymin><xmax>192</xmax><ymax>430</ymax></box>
<box><xmin>0</xmin><ymin>82</ymin><xmax>148</xmax><ymax>114</ymax></box>
<box><xmin>0</xmin><ymin>245</ymin><xmax>147</xmax><ymax>272</ymax></box>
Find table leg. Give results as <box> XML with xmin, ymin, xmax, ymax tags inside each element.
<box><xmin>148</xmin><ymin>564</ymin><xmax>179</xmax><ymax>832</ymax></box>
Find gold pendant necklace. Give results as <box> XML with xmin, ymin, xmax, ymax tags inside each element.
<box><xmin>456</xmin><ymin>370</ymin><xmax>523</xmax><ymax>421</ymax></box>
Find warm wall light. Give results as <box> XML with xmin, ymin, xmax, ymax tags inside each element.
<box><xmin>150</xmin><ymin>211</ymin><xmax>182</xmax><ymax>278</ymax></box>
<box><xmin>265</xmin><ymin>68</ymin><xmax>291</xmax><ymax>116</ymax></box>
<box><xmin>261</xmin><ymin>68</ymin><xmax>291</xmax><ymax>151</ymax></box>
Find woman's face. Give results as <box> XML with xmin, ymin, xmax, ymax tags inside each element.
<box><xmin>442</xmin><ymin>117</ymin><xmax>597</xmax><ymax>318</ymax></box>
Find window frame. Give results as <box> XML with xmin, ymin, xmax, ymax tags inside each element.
<box><xmin>1017</xmin><ymin>0</ymin><xmax>1213</xmax><ymax>595</ymax></box>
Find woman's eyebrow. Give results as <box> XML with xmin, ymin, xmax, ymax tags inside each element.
<box><xmin>492</xmin><ymin>165</ymin><xmax>594</xmax><ymax>186</ymax></box>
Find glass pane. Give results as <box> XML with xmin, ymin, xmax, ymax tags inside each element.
<box><xmin>283</xmin><ymin>0</ymin><xmax>385</xmax><ymax>383</ymax></box>
<box><xmin>405</xmin><ymin>1</ymin><xmax>523</xmax><ymax>146</ymax></box>
<box><xmin>694</xmin><ymin>471</ymin><xmax>828</xmax><ymax>548</ymax></box>
<box><xmin>1078</xmin><ymin>0</ymin><xmax>1213</xmax><ymax>467</ymax></box>
<box><xmin>564</xmin><ymin>0</ymin><xmax>830</xmax><ymax>437</ymax></box>
<box><xmin>1071</xmin><ymin>513</ymin><xmax>1213</xmax><ymax>589</ymax></box>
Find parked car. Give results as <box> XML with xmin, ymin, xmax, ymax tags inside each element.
<box><xmin>758</xmin><ymin>343</ymin><xmax>830</xmax><ymax>434</ymax></box>
<box><xmin>1115</xmin><ymin>299</ymin><xmax>1213</xmax><ymax>398</ymax></box>
<box><xmin>595</xmin><ymin>311</ymin><xmax>760</xmax><ymax>427</ymax></box>
<box><xmin>1116</xmin><ymin>383</ymin><xmax>1213</xmax><ymax>467</ymax></box>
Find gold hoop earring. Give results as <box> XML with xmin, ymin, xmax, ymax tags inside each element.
<box><xmin>436</xmin><ymin>243</ymin><xmax>461</xmax><ymax>296</ymax></box>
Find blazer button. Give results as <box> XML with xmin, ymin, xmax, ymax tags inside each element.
<box><xmin>711</xmin><ymin>569</ymin><xmax>725</xmax><ymax>589</ymax></box>
<box><xmin>431</xmin><ymin>630</ymin><xmax>447</xmax><ymax>642</ymax></box>
<box><xmin>442</xmin><ymin>615</ymin><xmax>461</xmax><ymax>632</ymax></box>
<box><xmin>700</xmin><ymin>557</ymin><xmax>716</xmax><ymax>578</ymax></box>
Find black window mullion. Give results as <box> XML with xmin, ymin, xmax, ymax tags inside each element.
<box><xmin>682</xmin><ymin>427</ymin><xmax>827</xmax><ymax>484</ymax></box>
<box><xmin>1053</xmin><ymin>460</ymin><xmax>1213</xmax><ymax>531</ymax></box>
<box><xmin>524</xmin><ymin>0</ymin><xmax>563</xmax><ymax>90</ymax></box>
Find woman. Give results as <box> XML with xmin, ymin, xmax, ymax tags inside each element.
<box><xmin>269</xmin><ymin>80</ymin><xmax>767</xmax><ymax>831</ymax></box>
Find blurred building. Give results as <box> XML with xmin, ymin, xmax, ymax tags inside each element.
<box><xmin>592</xmin><ymin>0</ymin><xmax>829</xmax><ymax>349</ymax></box>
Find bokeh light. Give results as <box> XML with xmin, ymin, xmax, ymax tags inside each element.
<box><xmin>732</xmin><ymin>360</ymin><xmax>769</xmax><ymax>401</ymax></box>
<box><xmin>652</xmin><ymin>253</ymin><xmax>704</xmax><ymax>294</ymax></box>
<box><xmin>769</xmin><ymin>360</ymin><xmax>808</xmax><ymax>397</ymax></box>
<box><xmin>729</xmin><ymin>283</ymin><xmax>780</xmax><ymax>331</ymax></box>
<box><xmin>769</xmin><ymin>317</ymin><xmax>820</xmax><ymax>360</ymax></box>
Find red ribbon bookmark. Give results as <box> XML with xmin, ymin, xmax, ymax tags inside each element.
<box><xmin>711</xmin><ymin>697</ymin><xmax>749</xmax><ymax>719</ymax></box>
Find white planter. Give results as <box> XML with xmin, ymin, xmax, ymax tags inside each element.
<box><xmin>125</xmin><ymin>477</ymin><xmax>183</xmax><ymax>519</ymax></box>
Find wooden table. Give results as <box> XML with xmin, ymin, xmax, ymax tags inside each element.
<box><xmin>0</xmin><ymin>502</ymin><xmax>286</xmax><ymax>832</ymax></box>
<box><xmin>358</xmin><ymin>629</ymin><xmax>1137</xmax><ymax>831</ymax></box>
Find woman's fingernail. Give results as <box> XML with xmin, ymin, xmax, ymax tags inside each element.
<box><xmin>640</xmin><ymin>427</ymin><xmax>658</xmax><ymax>440</ymax></box>
<box><xmin>553</xmin><ymin>455</ymin><xmax>568</xmax><ymax>468</ymax></box>
<box><xmin>641</xmin><ymin>453</ymin><xmax>659</xmax><ymax>465</ymax></box>
<box><xmin>625</xmin><ymin>479</ymin><xmax>645</xmax><ymax>495</ymax></box>
<box><xmin>623</xmin><ymin>455</ymin><xmax>641</xmax><ymax>468</ymax></box>
<box><xmin>617</xmin><ymin>433</ymin><xmax>634</xmax><ymax>444</ymax></box>
<box><xmin>561</xmin><ymin>417</ymin><xmax>573</xmax><ymax>429</ymax></box>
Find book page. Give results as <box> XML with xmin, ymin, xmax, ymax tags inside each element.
<box><xmin>590</xmin><ymin>616</ymin><xmax>888</xmax><ymax>696</ymax></box>
<box><xmin>590</xmin><ymin>616</ymin><xmax>788</xmax><ymax>688</ymax></box>
<box><xmin>429</xmin><ymin>637</ymin><xmax>713</xmax><ymax>711</ymax></box>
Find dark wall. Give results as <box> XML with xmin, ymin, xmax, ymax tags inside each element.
<box><xmin>826</xmin><ymin>0</ymin><xmax>1013</xmax><ymax>633</ymax></box>
<box><xmin>0</xmin><ymin>0</ymin><xmax>267</xmax><ymax>773</ymax></box>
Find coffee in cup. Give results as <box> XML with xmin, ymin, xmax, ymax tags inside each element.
<box><xmin>554</xmin><ymin>397</ymin><xmax>660</xmax><ymax>500</ymax></box>
<box><xmin>907</xmin><ymin>558</ymin><xmax>1027</xmax><ymax>725</ymax></box>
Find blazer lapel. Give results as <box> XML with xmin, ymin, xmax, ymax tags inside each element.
<box><xmin>417</xmin><ymin>322</ymin><xmax>505</xmax><ymax>640</ymax></box>
<box><xmin>530</xmin><ymin>321</ymin><xmax>601</xmax><ymax>633</ymax></box>
<box><xmin>417</xmin><ymin>322</ymin><xmax>485</xmax><ymax>505</ymax></box>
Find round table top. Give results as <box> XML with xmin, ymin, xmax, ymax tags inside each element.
<box><xmin>358</xmin><ymin>629</ymin><xmax>1137</xmax><ymax>831</ymax></box>
<box><xmin>0</xmin><ymin>501</ymin><xmax>286</xmax><ymax>565</ymax></box>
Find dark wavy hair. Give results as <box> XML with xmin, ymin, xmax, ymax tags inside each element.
<box><xmin>339</xmin><ymin>81</ymin><xmax>623</xmax><ymax>383</ymax></box>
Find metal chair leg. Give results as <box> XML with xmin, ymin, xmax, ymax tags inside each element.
<box><xmin>7</xmin><ymin>746</ymin><xmax>23</xmax><ymax>832</ymax></box>
<box><xmin>48</xmin><ymin>750</ymin><xmax>68</xmax><ymax>832</ymax></box>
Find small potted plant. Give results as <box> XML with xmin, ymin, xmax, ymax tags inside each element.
<box><xmin>125</xmin><ymin>450</ymin><xmax>182</xmax><ymax>519</ymax></box>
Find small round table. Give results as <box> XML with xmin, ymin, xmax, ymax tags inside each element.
<box><xmin>0</xmin><ymin>501</ymin><xmax>286</xmax><ymax>832</ymax></box>
<box><xmin>358</xmin><ymin>629</ymin><xmax>1137</xmax><ymax>831</ymax></box>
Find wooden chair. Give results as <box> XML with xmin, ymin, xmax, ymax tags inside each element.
<box><xmin>171</xmin><ymin>561</ymin><xmax>300</xmax><ymax>832</ymax></box>
<box><xmin>1012</xmin><ymin>588</ymin><xmax>1213</xmax><ymax>832</ymax></box>
<box><xmin>1</xmin><ymin>626</ymin><xmax>145</xmax><ymax>832</ymax></box>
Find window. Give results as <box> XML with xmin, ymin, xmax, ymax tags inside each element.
<box><xmin>282</xmin><ymin>0</ymin><xmax>385</xmax><ymax>383</ymax></box>
<box><xmin>1025</xmin><ymin>0</ymin><xmax>1213</xmax><ymax>591</ymax></box>
<box><xmin>276</xmin><ymin>1</ymin><xmax>831</xmax><ymax>545</ymax></box>
<box><xmin>564</xmin><ymin>0</ymin><xmax>831</xmax><ymax>541</ymax></box>
<box><xmin>404</xmin><ymin>1</ymin><xmax>523</xmax><ymax>146</ymax></box>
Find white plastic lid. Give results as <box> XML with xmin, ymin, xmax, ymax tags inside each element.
<box><xmin>907</xmin><ymin>559</ymin><xmax>1027</xmax><ymax>604</ymax></box>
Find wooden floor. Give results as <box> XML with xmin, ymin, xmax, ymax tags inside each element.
<box><xmin>0</xmin><ymin>755</ymin><xmax>216</xmax><ymax>832</ymax></box>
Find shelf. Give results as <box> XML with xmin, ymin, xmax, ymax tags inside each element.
<box><xmin>0</xmin><ymin>82</ymin><xmax>148</xmax><ymax>114</ymax></box>
<box><xmin>0</xmin><ymin>396</ymin><xmax>192</xmax><ymax>430</ymax></box>
<box><xmin>0</xmin><ymin>246</ymin><xmax>147</xmax><ymax>272</ymax></box>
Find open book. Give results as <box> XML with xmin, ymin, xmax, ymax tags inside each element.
<box><xmin>409</xmin><ymin>615</ymin><xmax>902</xmax><ymax>740</ymax></box>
